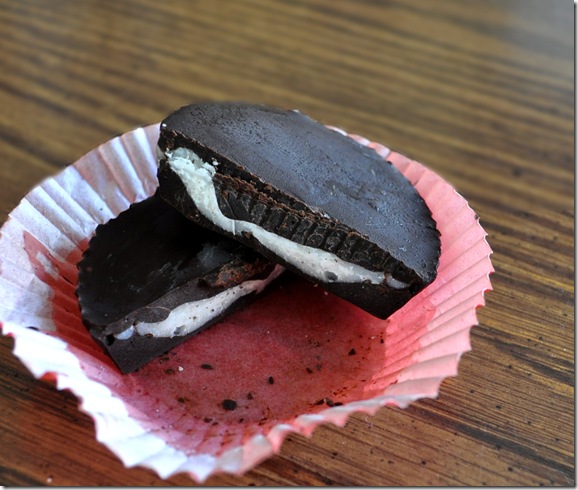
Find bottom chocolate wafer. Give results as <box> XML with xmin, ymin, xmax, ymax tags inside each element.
<box><xmin>76</xmin><ymin>194</ymin><xmax>283</xmax><ymax>373</ymax></box>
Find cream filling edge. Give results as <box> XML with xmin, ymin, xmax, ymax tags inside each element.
<box><xmin>164</xmin><ymin>147</ymin><xmax>409</xmax><ymax>290</ymax></box>
<box><xmin>115</xmin><ymin>264</ymin><xmax>285</xmax><ymax>339</ymax></box>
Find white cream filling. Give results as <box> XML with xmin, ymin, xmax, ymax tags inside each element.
<box><xmin>115</xmin><ymin>264</ymin><xmax>284</xmax><ymax>339</ymax></box>
<box><xmin>164</xmin><ymin>147</ymin><xmax>408</xmax><ymax>288</ymax></box>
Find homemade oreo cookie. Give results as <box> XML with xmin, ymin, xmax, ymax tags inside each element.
<box><xmin>157</xmin><ymin>102</ymin><xmax>441</xmax><ymax>319</ymax></box>
<box><xmin>76</xmin><ymin>195</ymin><xmax>282</xmax><ymax>373</ymax></box>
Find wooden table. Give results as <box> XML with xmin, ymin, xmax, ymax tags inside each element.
<box><xmin>0</xmin><ymin>0</ymin><xmax>573</xmax><ymax>486</ymax></box>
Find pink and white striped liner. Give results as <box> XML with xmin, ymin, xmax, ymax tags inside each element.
<box><xmin>0</xmin><ymin>124</ymin><xmax>493</xmax><ymax>481</ymax></box>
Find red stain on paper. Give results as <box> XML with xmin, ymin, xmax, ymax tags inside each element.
<box><xmin>23</xmin><ymin>230</ymin><xmax>436</xmax><ymax>458</ymax></box>
<box><xmin>22</xmin><ymin>231</ymin><xmax>112</xmax><ymax>366</ymax></box>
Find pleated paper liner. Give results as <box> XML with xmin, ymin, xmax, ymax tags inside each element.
<box><xmin>0</xmin><ymin>124</ymin><xmax>493</xmax><ymax>481</ymax></box>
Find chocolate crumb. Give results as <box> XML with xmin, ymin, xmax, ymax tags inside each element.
<box><xmin>306</xmin><ymin>367</ymin><xmax>313</xmax><ymax>374</ymax></box>
<box><xmin>203</xmin><ymin>417</ymin><xmax>212</xmax><ymax>423</ymax></box>
<box><xmin>380</xmin><ymin>338</ymin><xmax>384</xmax><ymax>344</ymax></box>
<box><xmin>247</xmin><ymin>392</ymin><xmax>254</xmax><ymax>400</ymax></box>
<box><xmin>177</xmin><ymin>396</ymin><xmax>186</xmax><ymax>403</ymax></box>
<box><xmin>165</xmin><ymin>368</ymin><xmax>175</xmax><ymax>375</ymax></box>
<box><xmin>200</xmin><ymin>363</ymin><xmax>214</xmax><ymax>370</ymax></box>
<box><xmin>268</xmin><ymin>376</ymin><xmax>275</xmax><ymax>385</ymax></box>
<box><xmin>222</xmin><ymin>399</ymin><xmax>237</xmax><ymax>411</ymax></box>
<box><xmin>348</xmin><ymin>348</ymin><xmax>356</xmax><ymax>356</ymax></box>
<box><xmin>313</xmin><ymin>397</ymin><xmax>342</xmax><ymax>407</ymax></box>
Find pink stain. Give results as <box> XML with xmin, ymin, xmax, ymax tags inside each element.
<box><xmin>22</xmin><ymin>232</ymin><xmax>112</xmax><ymax>367</ymax></box>
<box><xmin>23</xmin><ymin>225</ymin><xmax>426</xmax><ymax>456</ymax></box>
<box><xmin>18</xmin><ymin>193</ymin><xmax>447</xmax><ymax>458</ymax></box>
<box><xmin>101</xmin><ymin>275</ymin><xmax>394</xmax><ymax>455</ymax></box>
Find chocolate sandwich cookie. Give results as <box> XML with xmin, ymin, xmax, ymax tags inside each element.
<box><xmin>76</xmin><ymin>195</ymin><xmax>282</xmax><ymax>374</ymax></box>
<box><xmin>157</xmin><ymin>102</ymin><xmax>441</xmax><ymax>319</ymax></box>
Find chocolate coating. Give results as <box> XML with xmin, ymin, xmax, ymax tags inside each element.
<box><xmin>76</xmin><ymin>194</ymin><xmax>275</xmax><ymax>373</ymax></box>
<box><xmin>158</xmin><ymin>102</ymin><xmax>441</xmax><ymax>319</ymax></box>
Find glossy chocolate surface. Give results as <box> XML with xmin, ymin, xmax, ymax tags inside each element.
<box><xmin>158</xmin><ymin>103</ymin><xmax>440</xmax><ymax>319</ymax></box>
<box><xmin>159</xmin><ymin>102</ymin><xmax>440</xmax><ymax>285</ymax></box>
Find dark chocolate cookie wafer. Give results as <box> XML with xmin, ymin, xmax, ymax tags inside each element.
<box><xmin>157</xmin><ymin>102</ymin><xmax>440</xmax><ymax>319</ymax></box>
<box><xmin>76</xmin><ymin>194</ymin><xmax>282</xmax><ymax>373</ymax></box>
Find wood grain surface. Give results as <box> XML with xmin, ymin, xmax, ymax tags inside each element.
<box><xmin>0</xmin><ymin>0</ymin><xmax>574</xmax><ymax>486</ymax></box>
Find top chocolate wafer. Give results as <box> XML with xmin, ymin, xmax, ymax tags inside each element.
<box><xmin>157</xmin><ymin>102</ymin><xmax>440</xmax><ymax>319</ymax></box>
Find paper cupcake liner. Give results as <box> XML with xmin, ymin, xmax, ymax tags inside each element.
<box><xmin>0</xmin><ymin>124</ymin><xmax>493</xmax><ymax>482</ymax></box>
